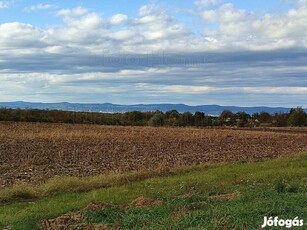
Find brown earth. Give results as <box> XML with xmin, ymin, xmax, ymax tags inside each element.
<box><xmin>1</xmin><ymin>122</ymin><xmax>307</xmax><ymax>187</ymax></box>
<box><xmin>124</xmin><ymin>196</ymin><xmax>164</xmax><ymax>209</ymax></box>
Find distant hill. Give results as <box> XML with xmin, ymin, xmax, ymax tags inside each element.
<box><xmin>0</xmin><ymin>101</ymin><xmax>304</xmax><ymax>115</ymax></box>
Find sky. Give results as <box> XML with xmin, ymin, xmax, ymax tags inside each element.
<box><xmin>0</xmin><ymin>0</ymin><xmax>307</xmax><ymax>107</ymax></box>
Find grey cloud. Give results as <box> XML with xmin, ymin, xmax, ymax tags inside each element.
<box><xmin>0</xmin><ymin>4</ymin><xmax>307</xmax><ymax>106</ymax></box>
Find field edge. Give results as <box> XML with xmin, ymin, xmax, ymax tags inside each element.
<box><xmin>0</xmin><ymin>151</ymin><xmax>306</xmax><ymax>229</ymax></box>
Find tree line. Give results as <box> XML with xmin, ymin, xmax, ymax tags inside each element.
<box><xmin>0</xmin><ymin>107</ymin><xmax>306</xmax><ymax>127</ymax></box>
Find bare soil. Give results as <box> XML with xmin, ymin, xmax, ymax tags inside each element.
<box><xmin>1</xmin><ymin>122</ymin><xmax>307</xmax><ymax>187</ymax></box>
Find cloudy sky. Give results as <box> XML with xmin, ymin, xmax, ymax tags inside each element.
<box><xmin>0</xmin><ymin>0</ymin><xmax>307</xmax><ymax>107</ymax></box>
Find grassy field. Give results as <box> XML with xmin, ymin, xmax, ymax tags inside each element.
<box><xmin>0</xmin><ymin>152</ymin><xmax>306</xmax><ymax>229</ymax></box>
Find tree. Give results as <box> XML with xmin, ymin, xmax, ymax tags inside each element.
<box><xmin>175</xmin><ymin>112</ymin><xmax>193</xmax><ymax>126</ymax></box>
<box><xmin>148</xmin><ymin>113</ymin><xmax>165</xmax><ymax>127</ymax></box>
<box><xmin>220</xmin><ymin>110</ymin><xmax>234</xmax><ymax>125</ymax></box>
<box><xmin>205</xmin><ymin>116</ymin><xmax>213</xmax><ymax>126</ymax></box>
<box><xmin>258</xmin><ymin>112</ymin><xmax>272</xmax><ymax>123</ymax></box>
<box><xmin>194</xmin><ymin>112</ymin><xmax>205</xmax><ymax>127</ymax></box>
<box><xmin>252</xmin><ymin>112</ymin><xmax>260</xmax><ymax>120</ymax></box>
<box><xmin>165</xmin><ymin>110</ymin><xmax>180</xmax><ymax>126</ymax></box>
<box><xmin>272</xmin><ymin>113</ymin><xmax>288</xmax><ymax>127</ymax></box>
<box><xmin>235</xmin><ymin>112</ymin><xmax>250</xmax><ymax>122</ymax></box>
<box><xmin>212</xmin><ymin>119</ymin><xmax>221</xmax><ymax>126</ymax></box>
<box><xmin>235</xmin><ymin>112</ymin><xmax>250</xmax><ymax>127</ymax></box>
<box><xmin>165</xmin><ymin>110</ymin><xmax>180</xmax><ymax>119</ymax></box>
<box><xmin>288</xmin><ymin>107</ymin><xmax>306</xmax><ymax>127</ymax></box>
<box><xmin>182</xmin><ymin>112</ymin><xmax>194</xmax><ymax>126</ymax></box>
<box><xmin>126</xmin><ymin>111</ymin><xmax>144</xmax><ymax>125</ymax></box>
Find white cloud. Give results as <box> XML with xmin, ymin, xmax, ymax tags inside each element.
<box><xmin>110</xmin><ymin>30</ymin><xmax>134</xmax><ymax>41</ymax></box>
<box><xmin>56</xmin><ymin>7</ymin><xmax>88</xmax><ymax>18</ymax></box>
<box><xmin>297</xmin><ymin>0</ymin><xmax>307</xmax><ymax>7</ymax></box>
<box><xmin>25</xmin><ymin>4</ymin><xmax>58</xmax><ymax>11</ymax></box>
<box><xmin>45</xmin><ymin>8</ymin><xmax>105</xmax><ymax>47</ymax></box>
<box><xmin>137</xmin><ymin>4</ymin><xmax>163</xmax><ymax>16</ymax></box>
<box><xmin>201</xmin><ymin>3</ymin><xmax>248</xmax><ymax>23</ymax></box>
<box><xmin>163</xmin><ymin>85</ymin><xmax>307</xmax><ymax>95</ymax></box>
<box><xmin>0</xmin><ymin>3</ymin><xmax>307</xmax><ymax>106</ymax></box>
<box><xmin>243</xmin><ymin>87</ymin><xmax>307</xmax><ymax>94</ymax></box>
<box><xmin>0</xmin><ymin>22</ymin><xmax>44</xmax><ymax>48</ymax></box>
<box><xmin>194</xmin><ymin>0</ymin><xmax>220</xmax><ymax>8</ymax></box>
<box><xmin>44</xmin><ymin>5</ymin><xmax>191</xmax><ymax>54</ymax></box>
<box><xmin>0</xmin><ymin>3</ymin><xmax>307</xmax><ymax>56</ymax></box>
<box><xmin>109</xmin><ymin>14</ymin><xmax>128</xmax><ymax>25</ymax></box>
<box><xmin>67</xmin><ymin>13</ymin><xmax>103</xmax><ymax>30</ymax></box>
<box><xmin>164</xmin><ymin>85</ymin><xmax>216</xmax><ymax>93</ymax></box>
<box><xmin>197</xmin><ymin>2</ymin><xmax>307</xmax><ymax>50</ymax></box>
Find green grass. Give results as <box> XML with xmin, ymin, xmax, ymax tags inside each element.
<box><xmin>0</xmin><ymin>153</ymin><xmax>306</xmax><ymax>229</ymax></box>
<box><xmin>0</xmin><ymin>168</ymin><xmax>180</xmax><ymax>203</ymax></box>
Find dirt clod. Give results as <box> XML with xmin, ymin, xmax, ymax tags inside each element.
<box><xmin>83</xmin><ymin>202</ymin><xmax>114</xmax><ymax>212</ymax></box>
<box><xmin>125</xmin><ymin>196</ymin><xmax>163</xmax><ymax>209</ymax></box>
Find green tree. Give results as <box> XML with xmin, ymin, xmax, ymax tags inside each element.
<box><xmin>235</xmin><ymin>112</ymin><xmax>250</xmax><ymax>127</ymax></box>
<box><xmin>252</xmin><ymin>112</ymin><xmax>260</xmax><ymax>120</ymax></box>
<box><xmin>258</xmin><ymin>112</ymin><xmax>272</xmax><ymax>123</ymax></box>
<box><xmin>194</xmin><ymin>112</ymin><xmax>205</xmax><ymax>127</ymax></box>
<box><xmin>176</xmin><ymin>112</ymin><xmax>193</xmax><ymax>126</ymax></box>
<box><xmin>220</xmin><ymin>110</ymin><xmax>234</xmax><ymax>125</ymax></box>
<box><xmin>165</xmin><ymin>110</ymin><xmax>180</xmax><ymax>126</ymax></box>
<box><xmin>288</xmin><ymin>107</ymin><xmax>306</xmax><ymax>127</ymax></box>
<box><xmin>126</xmin><ymin>111</ymin><xmax>145</xmax><ymax>125</ymax></box>
<box><xmin>182</xmin><ymin>112</ymin><xmax>194</xmax><ymax>126</ymax></box>
<box><xmin>148</xmin><ymin>113</ymin><xmax>165</xmax><ymax>127</ymax></box>
<box><xmin>235</xmin><ymin>112</ymin><xmax>250</xmax><ymax>122</ymax></box>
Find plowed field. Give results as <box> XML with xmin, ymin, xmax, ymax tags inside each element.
<box><xmin>1</xmin><ymin>122</ymin><xmax>307</xmax><ymax>187</ymax></box>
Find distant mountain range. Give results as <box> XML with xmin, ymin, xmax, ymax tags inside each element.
<box><xmin>0</xmin><ymin>101</ymin><xmax>305</xmax><ymax>116</ymax></box>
